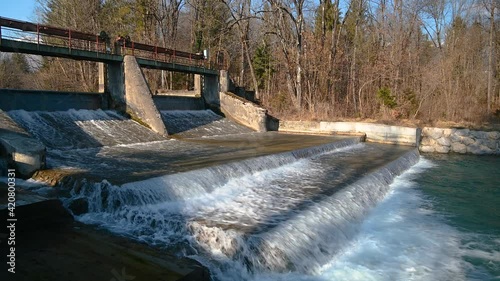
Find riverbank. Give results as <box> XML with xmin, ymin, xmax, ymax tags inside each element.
<box><xmin>278</xmin><ymin>120</ymin><xmax>500</xmax><ymax>155</ymax></box>
<box><xmin>0</xmin><ymin>183</ymin><xmax>210</xmax><ymax>281</ymax></box>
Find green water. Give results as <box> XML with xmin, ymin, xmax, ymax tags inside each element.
<box><xmin>416</xmin><ymin>154</ymin><xmax>500</xmax><ymax>280</ymax></box>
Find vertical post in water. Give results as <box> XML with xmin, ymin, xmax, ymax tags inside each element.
<box><xmin>194</xmin><ymin>74</ymin><xmax>201</xmax><ymax>96</ymax></box>
<box><xmin>98</xmin><ymin>63</ymin><xmax>106</xmax><ymax>93</ymax></box>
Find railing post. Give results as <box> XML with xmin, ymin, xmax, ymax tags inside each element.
<box><xmin>37</xmin><ymin>24</ymin><xmax>40</xmax><ymax>45</ymax></box>
<box><xmin>68</xmin><ymin>29</ymin><xmax>72</xmax><ymax>51</ymax></box>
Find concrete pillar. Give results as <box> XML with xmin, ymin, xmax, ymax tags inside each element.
<box><xmin>219</xmin><ymin>70</ymin><xmax>230</xmax><ymax>93</ymax></box>
<box><xmin>98</xmin><ymin>63</ymin><xmax>105</xmax><ymax>93</ymax></box>
<box><xmin>194</xmin><ymin>74</ymin><xmax>201</xmax><ymax>97</ymax></box>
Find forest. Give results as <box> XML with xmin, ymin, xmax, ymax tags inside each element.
<box><xmin>1</xmin><ymin>0</ymin><xmax>500</xmax><ymax>125</ymax></box>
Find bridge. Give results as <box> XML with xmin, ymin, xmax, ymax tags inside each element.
<box><xmin>0</xmin><ymin>16</ymin><xmax>272</xmax><ymax>143</ymax></box>
<box><xmin>0</xmin><ymin>16</ymin><xmax>217</xmax><ymax>76</ymax></box>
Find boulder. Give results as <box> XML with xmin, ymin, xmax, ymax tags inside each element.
<box><xmin>419</xmin><ymin>145</ymin><xmax>436</xmax><ymax>153</ymax></box>
<box><xmin>461</xmin><ymin>136</ymin><xmax>475</xmax><ymax>146</ymax></box>
<box><xmin>442</xmin><ymin>128</ymin><xmax>457</xmax><ymax>137</ymax></box>
<box><xmin>455</xmin><ymin>129</ymin><xmax>470</xmax><ymax>137</ymax></box>
<box><xmin>482</xmin><ymin>139</ymin><xmax>499</xmax><ymax>150</ymax></box>
<box><xmin>423</xmin><ymin>127</ymin><xmax>443</xmax><ymax>139</ymax></box>
<box><xmin>435</xmin><ymin>146</ymin><xmax>451</xmax><ymax>153</ymax></box>
<box><xmin>436</xmin><ymin>137</ymin><xmax>451</xmax><ymax>147</ymax></box>
<box><xmin>470</xmin><ymin>131</ymin><xmax>488</xmax><ymax>139</ymax></box>
<box><xmin>420</xmin><ymin>137</ymin><xmax>436</xmax><ymax>146</ymax></box>
<box><xmin>487</xmin><ymin>131</ymin><xmax>500</xmax><ymax>140</ymax></box>
<box><xmin>467</xmin><ymin>144</ymin><xmax>493</xmax><ymax>155</ymax></box>
<box><xmin>451</xmin><ymin>142</ymin><xmax>467</xmax><ymax>154</ymax></box>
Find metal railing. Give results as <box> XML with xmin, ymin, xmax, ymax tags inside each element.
<box><xmin>0</xmin><ymin>16</ymin><xmax>211</xmax><ymax>68</ymax></box>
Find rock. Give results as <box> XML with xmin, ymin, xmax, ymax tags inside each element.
<box><xmin>470</xmin><ymin>131</ymin><xmax>488</xmax><ymax>139</ymax></box>
<box><xmin>482</xmin><ymin>140</ymin><xmax>499</xmax><ymax>150</ymax></box>
<box><xmin>419</xmin><ymin>145</ymin><xmax>436</xmax><ymax>153</ymax></box>
<box><xmin>442</xmin><ymin>128</ymin><xmax>457</xmax><ymax>137</ymax></box>
<box><xmin>451</xmin><ymin>142</ymin><xmax>467</xmax><ymax>154</ymax></box>
<box><xmin>467</xmin><ymin>144</ymin><xmax>493</xmax><ymax>155</ymax></box>
<box><xmin>435</xmin><ymin>146</ymin><xmax>451</xmax><ymax>153</ymax></box>
<box><xmin>450</xmin><ymin>134</ymin><xmax>463</xmax><ymax>143</ymax></box>
<box><xmin>420</xmin><ymin>137</ymin><xmax>436</xmax><ymax>146</ymax></box>
<box><xmin>487</xmin><ymin>131</ymin><xmax>500</xmax><ymax>140</ymax></box>
<box><xmin>455</xmin><ymin>129</ymin><xmax>470</xmax><ymax>136</ymax></box>
<box><xmin>461</xmin><ymin>136</ymin><xmax>475</xmax><ymax>146</ymax></box>
<box><xmin>423</xmin><ymin>127</ymin><xmax>443</xmax><ymax>139</ymax></box>
<box><xmin>436</xmin><ymin>137</ymin><xmax>451</xmax><ymax>146</ymax></box>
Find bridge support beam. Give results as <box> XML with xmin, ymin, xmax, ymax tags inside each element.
<box><xmin>194</xmin><ymin>74</ymin><xmax>201</xmax><ymax>96</ymax></box>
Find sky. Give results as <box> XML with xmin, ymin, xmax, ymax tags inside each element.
<box><xmin>1</xmin><ymin>0</ymin><xmax>37</xmax><ymax>21</ymax></box>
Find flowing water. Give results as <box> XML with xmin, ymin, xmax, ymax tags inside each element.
<box><xmin>161</xmin><ymin>110</ymin><xmax>253</xmax><ymax>138</ymax></box>
<box><xmin>7</xmin><ymin>109</ymin><xmax>500</xmax><ymax>280</ymax></box>
<box><xmin>8</xmin><ymin>109</ymin><xmax>352</xmax><ymax>183</ymax></box>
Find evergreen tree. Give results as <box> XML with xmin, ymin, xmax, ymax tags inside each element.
<box><xmin>252</xmin><ymin>43</ymin><xmax>274</xmax><ymax>90</ymax></box>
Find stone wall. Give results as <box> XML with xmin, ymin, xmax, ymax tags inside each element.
<box><xmin>279</xmin><ymin>121</ymin><xmax>419</xmax><ymax>146</ymax></box>
<box><xmin>420</xmin><ymin>128</ymin><xmax>500</xmax><ymax>154</ymax></box>
<box><xmin>279</xmin><ymin>121</ymin><xmax>500</xmax><ymax>154</ymax></box>
<box><xmin>220</xmin><ymin>92</ymin><xmax>268</xmax><ymax>132</ymax></box>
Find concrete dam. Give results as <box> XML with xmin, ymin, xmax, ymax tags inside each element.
<box><xmin>0</xmin><ymin>97</ymin><xmax>437</xmax><ymax>281</ymax></box>
<box><xmin>5</xmin><ymin>54</ymin><xmax>475</xmax><ymax>281</ymax></box>
<box><xmin>5</xmin><ymin>75</ymin><xmax>493</xmax><ymax>281</ymax></box>
<box><xmin>0</xmin><ymin>54</ymin><xmax>436</xmax><ymax>279</ymax></box>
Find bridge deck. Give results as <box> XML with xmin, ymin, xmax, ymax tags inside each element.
<box><xmin>0</xmin><ymin>16</ymin><xmax>218</xmax><ymax>76</ymax></box>
<box><xmin>0</xmin><ymin>39</ymin><xmax>218</xmax><ymax>76</ymax></box>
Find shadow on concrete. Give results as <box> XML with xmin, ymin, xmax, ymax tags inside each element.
<box><xmin>160</xmin><ymin>110</ymin><xmax>253</xmax><ymax>137</ymax></box>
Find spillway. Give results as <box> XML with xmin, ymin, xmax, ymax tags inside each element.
<box><xmin>63</xmin><ymin>143</ymin><xmax>420</xmax><ymax>280</ymax></box>
<box><xmin>8</xmin><ymin>109</ymin><xmax>466</xmax><ymax>281</ymax></box>
<box><xmin>161</xmin><ymin>110</ymin><xmax>253</xmax><ymax>138</ymax></box>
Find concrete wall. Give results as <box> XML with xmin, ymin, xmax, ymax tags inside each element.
<box><xmin>153</xmin><ymin>96</ymin><xmax>205</xmax><ymax>111</ymax></box>
<box><xmin>0</xmin><ymin>89</ymin><xmax>102</xmax><ymax>111</ymax></box>
<box><xmin>106</xmin><ymin>61</ymin><xmax>125</xmax><ymax>110</ymax></box>
<box><xmin>123</xmin><ymin>55</ymin><xmax>168</xmax><ymax>136</ymax></box>
<box><xmin>0</xmin><ymin>110</ymin><xmax>46</xmax><ymax>178</ymax></box>
<box><xmin>279</xmin><ymin>121</ymin><xmax>420</xmax><ymax>146</ymax></box>
<box><xmin>420</xmin><ymin>127</ymin><xmax>500</xmax><ymax>154</ymax></box>
<box><xmin>220</xmin><ymin>92</ymin><xmax>267</xmax><ymax>132</ymax></box>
